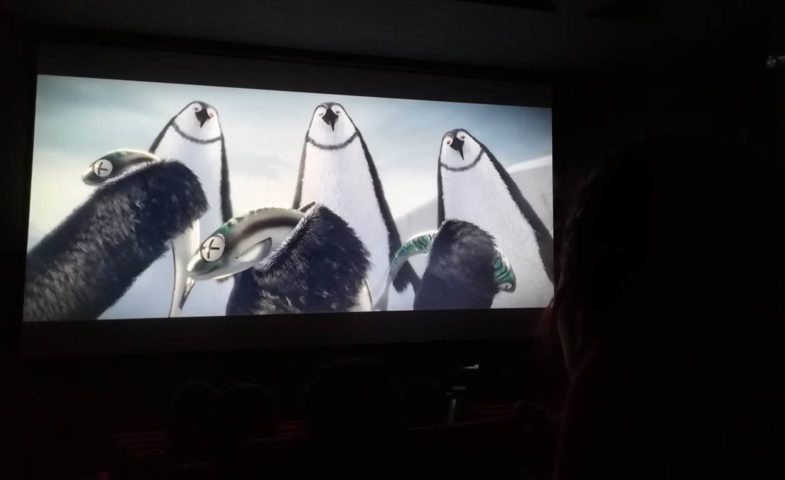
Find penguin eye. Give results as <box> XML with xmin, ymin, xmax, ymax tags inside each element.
<box><xmin>193</xmin><ymin>106</ymin><xmax>199</xmax><ymax>111</ymax></box>
<box><xmin>446</xmin><ymin>138</ymin><xmax>452</xmax><ymax>145</ymax></box>
<box><xmin>459</xmin><ymin>135</ymin><xmax>465</xmax><ymax>140</ymax></box>
<box><xmin>208</xmin><ymin>110</ymin><xmax>215</xmax><ymax>118</ymax></box>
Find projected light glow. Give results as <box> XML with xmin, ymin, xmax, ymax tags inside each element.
<box><xmin>24</xmin><ymin>75</ymin><xmax>553</xmax><ymax>322</ymax></box>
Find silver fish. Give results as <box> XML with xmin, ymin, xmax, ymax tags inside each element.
<box><xmin>82</xmin><ymin>149</ymin><xmax>160</xmax><ymax>185</ymax></box>
<box><xmin>384</xmin><ymin>229</ymin><xmax>517</xmax><ymax>302</ymax></box>
<box><xmin>187</xmin><ymin>207</ymin><xmax>306</xmax><ymax>281</ymax></box>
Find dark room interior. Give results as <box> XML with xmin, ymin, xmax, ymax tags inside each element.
<box><xmin>1</xmin><ymin>1</ymin><xmax>781</xmax><ymax>479</ymax></box>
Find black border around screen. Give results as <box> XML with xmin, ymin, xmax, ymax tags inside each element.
<box><xmin>22</xmin><ymin>39</ymin><xmax>553</xmax><ymax>358</ymax></box>
<box><xmin>23</xmin><ymin>309</ymin><xmax>544</xmax><ymax>358</ymax></box>
<box><xmin>37</xmin><ymin>42</ymin><xmax>552</xmax><ymax>107</ymax></box>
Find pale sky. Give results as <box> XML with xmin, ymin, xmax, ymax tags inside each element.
<box><xmin>27</xmin><ymin>74</ymin><xmax>552</xmax><ymax>249</ymax></box>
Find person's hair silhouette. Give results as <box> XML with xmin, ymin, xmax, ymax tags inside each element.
<box><xmin>547</xmin><ymin>136</ymin><xmax>751</xmax><ymax>479</ymax></box>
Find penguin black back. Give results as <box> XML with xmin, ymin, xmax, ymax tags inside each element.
<box><xmin>482</xmin><ymin>145</ymin><xmax>554</xmax><ymax>283</ymax></box>
<box><xmin>357</xmin><ymin>134</ymin><xmax>420</xmax><ymax>292</ymax></box>
<box><xmin>148</xmin><ymin>102</ymin><xmax>191</xmax><ymax>153</ymax></box>
<box><xmin>219</xmin><ymin>138</ymin><xmax>233</xmax><ymax>222</ymax></box>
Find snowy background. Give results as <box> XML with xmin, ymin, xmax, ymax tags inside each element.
<box><xmin>26</xmin><ymin>74</ymin><xmax>552</xmax><ymax>319</ymax></box>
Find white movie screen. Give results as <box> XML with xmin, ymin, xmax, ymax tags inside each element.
<box><xmin>24</xmin><ymin>75</ymin><xmax>553</xmax><ymax>321</ymax></box>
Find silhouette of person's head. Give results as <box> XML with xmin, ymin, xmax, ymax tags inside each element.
<box><xmin>549</xmin><ymin>136</ymin><xmax>743</xmax><ymax>375</ymax></box>
<box><xmin>544</xmin><ymin>136</ymin><xmax>761</xmax><ymax>480</ymax></box>
<box><xmin>217</xmin><ymin>383</ymin><xmax>275</xmax><ymax>450</ymax></box>
<box><xmin>167</xmin><ymin>379</ymin><xmax>220</xmax><ymax>462</ymax></box>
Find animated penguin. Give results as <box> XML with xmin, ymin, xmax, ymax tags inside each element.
<box><xmin>99</xmin><ymin>101</ymin><xmax>233</xmax><ymax>319</ymax></box>
<box><xmin>437</xmin><ymin>129</ymin><xmax>554</xmax><ymax>308</ymax></box>
<box><xmin>292</xmin><ymin>102</ymin><xmax>419</xmax><ymax>309</ymax></box>
<box><xmin>187</xmin><ymin>204</ymin><xmax>372</xmax><ymax>315</ymax></box>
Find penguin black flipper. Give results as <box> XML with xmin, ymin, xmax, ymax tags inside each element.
<box><xmin>149</xmin><ymin>106</ymin><xmax>187</xmax><ymax>152</ymax></box>
<box><xmin>481</xmin><ymin>144</ymin><xmax>554</xmax><ymax>283</ymax></box>
<box><xmin>357</xmin><ymin>134</ymin><xmax>420</xmax><ymax>292</ymax></box>
<box><xmin>292</xmin><ymin>134</ymin><xmax>309</xmax><ymax>209</ymax></box>
<box><xmin>219</xmin><ymin>136</ymin><xmax>233</xmax><ymax>222</ymax></box>
<box><xmin>212</xmin><ymin>136</ymin><xmax>235</xmax><ymax>285</ymax></box>
<box><xmin>437</xmin><ymin>165</ymin><xmax>445</xmax><ymax>226</ymax></box>
<box><xmin>24</xmin><ymin>161</ymin><xmax>207</xmax><ymax>321</ymax></box>
<box><xmin>148</xmin><ymin>121</ymin><xmax>171</xmax><ymax>153</ymax></box>
<box><xmin>414</xmin><ymin>220</ymin><xmax>499</xmax><ymax>310</ymax></box>
<box><xmin>227</xmin><ymin>205</ymin><xmax>370</xmax><ymax>315</ymax></box>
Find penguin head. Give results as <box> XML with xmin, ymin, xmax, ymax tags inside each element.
<box><xmin>172</xmin><ymin>101</ymin><xmax>222</xmax><ymax>141</ymax></box>
<box><xmin>307</xmin><ymin>102</ymin><xmax>358</xmax><ymax>147</ymax></box>
<box><xmin>439</xmin><ymin>129</ymin><xmax>484</xmax><ymax>171</ymax></box>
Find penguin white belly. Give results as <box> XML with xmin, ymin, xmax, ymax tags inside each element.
<box><xmin>99</xmin><ymin>129</ymin><xmax>231</xmax><ymax>319</ymax></box>
<box><xmin>153</xmin><ymin>132</ymin><xmax>225</xmax><ymax>234</ymax></box>
<box><xmin>299</xmin><ymin>141</ymin><xmax>391</xmax><ymax>302</ymax></box>
<box><xmin>442</xmin><ymin>158</ymin><xmax>553</xmax><ymax>308</ymax></box>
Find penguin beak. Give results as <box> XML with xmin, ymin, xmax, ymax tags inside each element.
<box><xmin>322</xmin><ymin>108</ymin><xmax>338</xmax><ymax>131</ymax></box>
<box><xmin>194</xmin><ymin>106</ymin><xmax>211</xmax><ymax>127</ymax></box>
<box><xmin>449</xmin><ymin>136</ymin><xmax>465</xmax><ymax>159</ymax></box>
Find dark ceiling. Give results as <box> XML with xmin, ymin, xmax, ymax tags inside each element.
<box><xmin>0</xmin><ymin>0</ymin><xmax>776</xmax><ymax>71</ymax></box>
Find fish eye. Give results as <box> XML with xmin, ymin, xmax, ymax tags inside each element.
<box><xmin>200</xmin><ymin>234</ymin><xmax>226</xmax><ymax>262</ymax></box>
<box><xmin>93</xmin><ymin>159</ymin><xmax>113</xmax><ymax>177</ymax></box>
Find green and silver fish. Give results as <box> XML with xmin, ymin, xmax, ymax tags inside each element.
<box><xmin>82</xmin><ymin>149</ymin><xmax>160</xmax><ymax>185</ymax></box>
<box><xmin>390</xmin><ymin>229</ymin><xmax>516</xmax><ymax>293</ymax></box>
<box><xmin>187</xmin><ymin>207</ymin><xmax>306</xmax><ymax>281</ymax></box>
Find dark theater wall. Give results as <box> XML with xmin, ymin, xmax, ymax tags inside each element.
<box><xmin>1</xmin><ymin>3</ymin><xmax>781</xmax><ymax>478</ymax></box>
<box><xmin>552</xmin><ymin>31</ymin><xmax>781</xmax><ymax>478</ymax></box>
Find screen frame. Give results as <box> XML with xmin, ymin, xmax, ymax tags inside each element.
<box><xmin>36</xmin><ymin>36</ymin><xmax>552</xmax><ymax>108</ymax></box>
<box><xmin>20</xmin><ymin>31</ymin><xmax>555</xmax><ymax>358</ymax></box>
